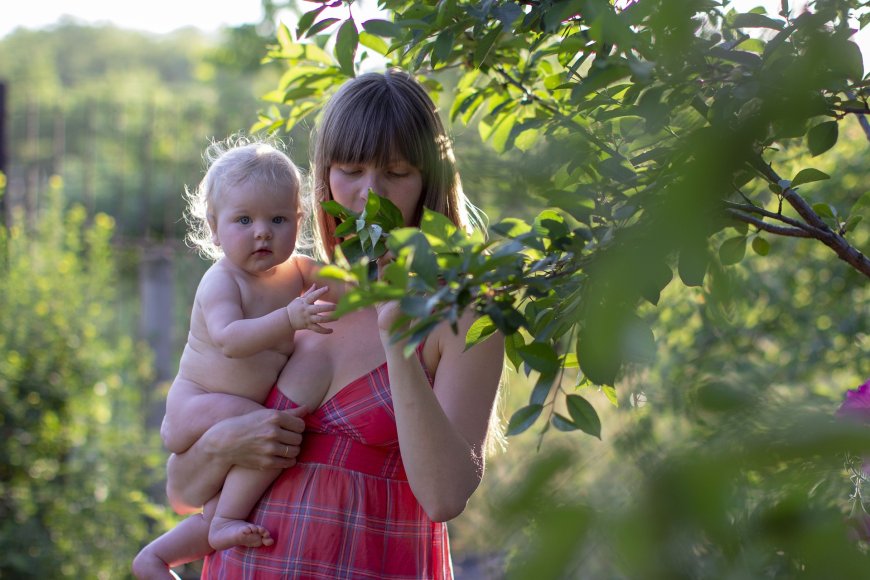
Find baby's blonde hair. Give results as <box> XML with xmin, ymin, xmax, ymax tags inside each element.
<box><xmin>185</xmin><ymin>135</ymin><xmax>301</xmax><ymax>261</ymax></box>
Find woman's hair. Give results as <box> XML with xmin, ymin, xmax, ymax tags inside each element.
<box><xmin>185</xmin><ymin>134</ymin><xmax>302</xmax><ymax>261</ymax></box>
<box><xmin>307</xmin><ymin>69</ymin><xmax>485</xmax><ymax>260</ymax></box>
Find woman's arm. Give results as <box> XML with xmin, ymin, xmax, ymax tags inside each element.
<box><xmin>165</xmin><ymin>407</ymin><xmax>308</xmax><ymax>512</ymax></box>
<box><xmin>380</xmin><ymin>304</ymin><xmax>504</xmax><ymax>522</ymax></box>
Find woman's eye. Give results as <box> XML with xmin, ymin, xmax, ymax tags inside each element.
<box><xmin>238</xmin><ymin>216</ymin><xmax>251</xmax><ymax>225</ymax></box>
<box><xmin>388</xmin><ymin>171</ymin><xmax>408</xmax><ymax>178</ymax></box>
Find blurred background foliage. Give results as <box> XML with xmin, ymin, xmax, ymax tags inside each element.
<box><xmin>0</xmin><ymin>1</ymin><xmax>868</xmax><ymax>578</ymax></box>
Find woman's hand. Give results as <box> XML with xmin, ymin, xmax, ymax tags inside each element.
<box><xmin>166</xmin><ymin>405</ymin><xmax>308</xmax><ymax>511</ymax></box>
<box><xmin>204</xmin><ymin>407</ymin><xmax>308</xmax><ymax>470</ymax></box>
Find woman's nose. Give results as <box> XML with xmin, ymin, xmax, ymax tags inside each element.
<box><xmin>357</xmin><ymin>172</ymin><xmax>381</xmax><ymax>207</ymax></box>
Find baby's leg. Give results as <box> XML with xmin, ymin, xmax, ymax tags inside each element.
<box><xmin>132</xmin><ymin>503</ymin><xmax>214</xmax><ymax>579</ymax></box>
<box><xmin>208</xmin><ymin>466</ymin><xmax>283</xmax><ymax>551</ymax></box>
<box><xmin>162</xmin><ymin>377</ymin><xmax>263</xmax><ymax>454</ymax></box>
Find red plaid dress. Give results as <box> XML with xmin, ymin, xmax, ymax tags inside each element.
<box><xmin>201</xmin><ymin>356</ymin><xmax>453</xmax><ymax>579</ymax></box>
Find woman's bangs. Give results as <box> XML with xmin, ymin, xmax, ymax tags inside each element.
<box><xmin>326</xmin><ymin>98</ymin><xmax>429</xmax><ymax>169</ymax></box>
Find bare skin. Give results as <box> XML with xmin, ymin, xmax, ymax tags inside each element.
<box><xmin>135</xmin><ymin>183</ymin><xmax>338</xmax><ymax>577</ymax></box>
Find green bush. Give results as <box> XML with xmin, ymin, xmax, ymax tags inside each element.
<box><xmin>0</xmin><ymin>179</ymin><xmax>172</xmax><ymax>578</ymax></box>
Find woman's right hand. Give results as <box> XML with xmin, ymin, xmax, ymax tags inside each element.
<box><xmin>203</xmin><ymin>406</ymin><xmax>308</xmax><ymax>470</ymax></box>
<box><xmin>167</xmin><ymin>405</ymin><xmax>308</xmax><ymax>512</ymax></box>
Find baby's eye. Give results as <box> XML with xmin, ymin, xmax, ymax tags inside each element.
<box><xmin>238</xmin><ymin>216</ymin><xmax>252</xmax><ymax>225</ymax></box>
<box><xmin>272</xmin><ymin>216</ymin><xmax>286</xmax><ymax>224</ymax></box>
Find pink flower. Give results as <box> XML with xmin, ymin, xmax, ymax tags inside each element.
<box><xmin>837</xmin><ymin>379</ymin><xmax>870</xmax><ymax>421</ymax></box>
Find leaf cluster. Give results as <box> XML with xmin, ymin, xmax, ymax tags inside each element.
<box><xmin>260</xmin><ymin>0</ymin><xmax>869</xmax><ymax>441</ymax></box>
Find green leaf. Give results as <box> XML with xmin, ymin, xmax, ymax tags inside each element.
<box><xmin>322</xmin><ymin>200</ymin><xmax>352</xmax><ymax>218</ymax></box>
<box><xmin>420</xmin><ymin>209</ymin><xmax>458</xmax><ymax>244</ymax></box>
<box><xmin>316</xmin><ymin>264</ymin><xmax>356</xmax><ymax>282</ymax></box>
<box><xmin>601</xmin><ymin>385</ymin><xmax>619</xmax><ymax>407</ymax></box>
<box><xmin>812</xmin><ymin>203</ymin><xmax>836</xmax><ymax>219</ymax></box>
<box><xmin>791</xmin><ymin>168</ymin><xmax>830</xmax><ymax>187</ymax></box>
<box><xmin>566</xmin><ymin>394</ymin><xmax>602</xmax><ymax>439</ymax></box>
<box><xmin>431</xmin><ymin>30</ymin><xmax>455</xmax><ymax>68</ymax></box>
<box><xmin>531</xmin><ymin>371</ymin><xmax>556</xmax><ymax>405</ymax></box>
<box><xmin>305</xmin><ymin>18</ymin><xmax>340</xmax><ymax>38</ymax></box>
<box><xmin>473</xmin><ymin>26</ymin><xmax>502</xmax><ymax>67</ymax></box>
<box><xmin>504</xmin><ymin>332</ymin><xmax>524</xmax><ymax>372</ymax></box>
<box><xmin>844</xmin><ymin>215</ymin><xmax>863</xmax><ymax>233</ymax></box>
<box><xmin>335</xmin><ymin>19</ymin><xmax>359</xmax><ymax>77</ymax></box>
<box><xmin>358</xmin><ymin>31</ymin><xmax>389</xmax><ymax>56</ymax></box>
<box><xmin>517</xmin><ymin>342</ymin><xmax>560</xmax><ymax>375</ymax></box>
<box><xmin>807</xmin><ymin>121</ymin><xmax>838</xmax><ymax>156</ymax></box>
<box><xmin>577</xmin><ymin>320</ymin><xmax>619</xmax><ymax>386</ymax></box>
<box><xmin>571</xmin><ymin>65</ymin><xmax>632</xmax><ymax>102</ymax></box>
<box><xmin>621</xmin><ymin>315</ymin><xmax>656</xmax><ymax>365</ymax></box>
<box><xmin>490</xmin><ymin>112</ymin><xmax>518</xmax><ymax>154</ymax></box>
<box><xmin>361</xmin><ymin>19</ymin><xmax>402</xmax><ymax>38</ymax></box>
<box><xmin>408</xmin><ymin>232</ymin><xmax>439</xmax><ymax>288</ymax></box>
<box><xmin>751</xmin><ymin>236</ymin><xmax>770</xmax><ymax>256</ymax></box>
<box><xmin>731</xmin><ymin>12</ymin><xmax>785</xmax><ymax>29</ymax></box>
<box><xmin>465</xmin><ymin>316</ymin><xmax>498</xmax><ymax>351</ymax></box>
<box><xmin>719</xmin><ymin>236</ymin><xmax>747</xmax><ymax>266</ymax></box>
<box><xmin>552</xmin><ymin>413</ymin><xmax>578</xmax><ymax>432</ymax></box>
<box><xmin>492</xmin><ymin>218</ymin><xmax>533</xmax><ymax>238</ymax></box>
<box><xmin>678</xmin><ymin>244</ymin><xmax>708</xmax><ymax>287</ymax></box>
<box><xmin>296</xmin><ymin>5</ymin><xmax>326</xmax><ymax>38</ymax></box>
<box><xmin>506</xmin><ymin>404</ymin><xmax>543</xmax><ymax>436</ymax></box>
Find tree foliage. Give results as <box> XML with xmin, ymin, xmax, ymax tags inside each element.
<box><xmin>258</xmin><ymin>0</ymin><xmax>869</xmax><ymax>436</ymax></box>
<box><xmin>0</xmin><ymin>181</ymin><xmax>171</xmax><ymax>577</ymax></box>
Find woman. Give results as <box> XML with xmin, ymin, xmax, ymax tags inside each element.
<box><xmin>164</xmin><ymin>69</ymin><xmax>504</xmax><ymax>578</ymax></box>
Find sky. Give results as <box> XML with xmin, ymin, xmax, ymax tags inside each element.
<box><xmin>1</xmin><ymin>0</ymin><xmax>266</xmax><ymax>37</ymax></box>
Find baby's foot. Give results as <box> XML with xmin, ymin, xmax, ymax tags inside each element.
<box><xmin>209</xmin><ymin>516</ymin><xmax>274</xmax><ymax>551</ymax></box>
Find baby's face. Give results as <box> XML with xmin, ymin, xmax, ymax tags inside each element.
<box><xmin>210</xmin><ymin>182</ymin><xmax>299</xmax><ymax>276</ymax></box>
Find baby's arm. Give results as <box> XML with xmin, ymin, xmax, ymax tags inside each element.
<box><xmin>200</xmin><ymin>269</ymin><xmax>334</xmax><ymax>358</ymax></box>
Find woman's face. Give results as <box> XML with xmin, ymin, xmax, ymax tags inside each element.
<box><xmin>328</xmin><ymin>160</ymin><xmax>423</xmax><ymax>227</ymax></box>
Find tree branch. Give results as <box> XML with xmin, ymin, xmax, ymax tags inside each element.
<box><xmin>723</xmin><ymin>200</ymin><xmax>820</xmax><ymax>233</ymax></box>
<box><xmin>842</xmin><ymin>93</ymin><xmax>870</xmax><ymax>143</ymax></box>
<box><xmin>748</xmin><ymin>154</ymin><xmax>870</xmax><ymax>278</ymax></box>
<box><xmin>726</xmin><ymin>209</ymin><xmax>814</xmax><ymax>238</ymax></box>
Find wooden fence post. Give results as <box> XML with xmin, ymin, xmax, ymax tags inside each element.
<box><xmin>139</xmin><ymin>242</ymin><xmax>176</xmax><ymax>431</ymax></box>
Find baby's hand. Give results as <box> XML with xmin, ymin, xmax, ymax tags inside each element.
<box><xmin>286</xmin><ymin>285</ymin><xmax>336</xmax><ymax>333</ymax></box>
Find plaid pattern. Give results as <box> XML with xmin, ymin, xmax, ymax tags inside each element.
<box><xmin>202</xmin><ymin>356</ymin><xmax>452</xmax><ymax>579</ymax></box>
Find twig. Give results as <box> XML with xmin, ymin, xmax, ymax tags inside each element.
<box><xmin>842</xmin><ymin>96</ymin><xmax>870</xmax><ymax>143</ymax></box>
<box><xmin>726</xmin><ymin>210</ymin><xmax>814</xmax><ymax>238</ymax></box>
<box><xmin>723</xmin><ymin>201</ymin><xmax>820</xmax><ymax>233</ymax></box>
<box><xmin>749</xmin><ymin>154</ymin><xmax>870</xmax><ymax>278</ymax></box>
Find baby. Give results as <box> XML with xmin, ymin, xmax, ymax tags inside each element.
<box><xmin>133</xmin><ymin>136</ymin><xmax>335</xmax><ymax>579</ymax></box>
